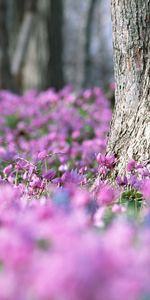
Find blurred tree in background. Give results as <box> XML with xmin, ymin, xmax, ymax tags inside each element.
<box><xmin>83</xmin><ymin>0</ymin><xmax>98</xmax><ymax>88</ymax></box>
<box><xmin>0</xmin><ymin>0</ymin><xmax>113</xmax><ymax>92</ymax></box>
<box><xmin>0</xmin><ymin>0</ymin><xmax>13</xmax><ymax>89</ymax></box>
<box><xmin>46</xmin><ymin>0</ymin><xmax>64</xmax><ymax>90</ymax></box>
<box><xmin>11</xmin><ymin>0</ymin><xmax>37</xmax><ymax>91</ymax></box>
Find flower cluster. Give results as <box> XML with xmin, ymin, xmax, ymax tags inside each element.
<box><xmin>0</xmin><ymin>183</ymin><xmax>149</xmax><ymax>299</ymax></box>
<box><xmin>0</xmin><ymin>87</ymin><xmax>150</xmax><ymax>299</ymax></box>
<box><xmin>0</xmin><ymin>86</ymin><xmax>111</xmax><ymax>176</ymax></box>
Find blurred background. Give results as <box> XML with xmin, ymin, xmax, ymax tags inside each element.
<box><xmin>0</xmin><ymin>0</ymin><xmax>114</xmax><ymax>93</ymax></box>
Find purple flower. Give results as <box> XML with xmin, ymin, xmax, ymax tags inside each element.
<box><xmin>116</xmin><ymin>175</ymin><xmax>128</xmax><ymax>186</ymax></box>
<box><xmin>137</xmin><ymin>167</ymin><xmax>150</xmax><ymax>177</ymax></box>
<box><xmin>31</xmin><ymin>179</ymin><xmax>44</xmax><ymax>189</ymax></box>
<box><xmin>61</xmin><ymin>170</ymin><xmax>84</xmax><ymax>185</ymax></box>
<box><xmin>127</xmin><ymin>160</ymin><xmax>136</xmax><ymax>172</ymax></box>
<box><xmin>15</xmin><ymin>160</ymin><xmax>31</xmax><ymax>171</ymax></box>
<box><xmin>43</xmin><ymin>170</ymin><xmax>56</xmax><ymax>181</ymax></box>
<box><xmin>129</xmin><ymin>175</ymin><xmax>139</xmax><ymax>189</ymax></box>
<box><xmin>37</xmin><ymin>150</ymin><xmax>48</xmax><ymax>160</ymax></box>
<box><xmin>0</xmin><ymin>150</ymin><xmax>16</xmax><ymax>161</ymax></box>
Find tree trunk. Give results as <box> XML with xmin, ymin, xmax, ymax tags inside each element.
<box><xmin>107</xmin><ymin>0</ymin><xmax>150</xmax><ymax>174</ymax></box>
<box><xmin>83</xmin><ymin>0</ymin><xmax>98</xmax><ymax>88</ymax></box>
<box><xmin>46</xmin><ymin>0</ymin><xmax>64</xmax><ymax>90</ymax></box>
<box><xmin>0</xmin><ymin>0</ymin><xmax>13</xmax><ymax>90</ymax></box>
<box><xmin>11</xmin><ymin>0</ymin><xmax>37</xmax><ymax>92</ymax></box>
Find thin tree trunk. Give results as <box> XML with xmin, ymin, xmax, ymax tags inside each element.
<box><xmin>46</xmin><ymin>0</ymin><xmax>64</xmax><ymax>90</ymax></box>
<box><xmin>83</xmin><ymin>0</ymin><xmax>97</xmax><ymax>88</ymax></box>
<box><xmin>0</xmin><ymin>0</ymin><xmax>13</xmax><ymax>90</ymax></box>
<box><xmin>11</xmin><ymin>0</ymin><xmax>37</xmax><ymax>91</ymax></box>
<box><xmin>107</xmin><ymin>0</ymin><xmax>150</xmax><ymax>174</ymax></box>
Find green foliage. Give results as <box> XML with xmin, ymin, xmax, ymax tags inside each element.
<box><xmin>84</xmin><ymin>124</ymin><xmax>95</xmax><ymax>138</ymax></box>
<box><xmin>5</xmin><ymin>114</ymin><xmax>19</xmax><ymax>129</ymax></box>
<box><xmin>67</xmin><ymin>135</ymin><xmax>73</xmax><ymax>145</ymax></box>
<box><xmin>78</xmin><ymin>108</ymin><xmax>88</xmax><ymax>118</ymax></box>
<box><xmin>37</xmin><ymin>238</ymin><xmax>51</xmax><ymax>251</ymax></box>
<box><xmin>103</xmin><ymin>207</ymin><xmax>114</xmax><ymax>227</ymax></box>
<box><xmin>0</xmin><ymin>261</ymin><xmax>4</xmax><ymax>272</ymax></box>
<box><xmin>121</xmin><ymin>189</ymin><xmax>143</xmax><ymax>204</ymax></box>
<box><xmin>121</xmin><ymin>189</ymin><xmax>143</xmax><ymax>218</ymax></box>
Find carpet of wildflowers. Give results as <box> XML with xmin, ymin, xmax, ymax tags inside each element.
<box><xmin>0</xmin><ymin>86</ymin><xmax>150</xmax><ymax>299</ymax></box>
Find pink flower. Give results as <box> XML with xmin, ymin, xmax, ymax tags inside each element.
<box><xmin>3</xmin><ymin>164</ymin><xmax>13</xmax><ymax>176</ymax></box>
<box><xmin>141</xmin><ymin>179</ymin><xmax>150</xmax><ymax>202</ymax></box>
<box><xmin>37</xmin><ymin>150</ymin><xmax>48</xmax><ymax>160</ymax></box>
<box><xmin>96</xmin><ymin>184</ymin><xmax>118</xmax><ymax>206</ymax></box>
<box><xmin>0</xmin><ymin>184</ymin><xmax>20</xmax><ymax>211</ymax></box>
<box><xmin>96</xmin><ymin>153</ymin><xmax>116</xmax><ymax>169</ymax></box>
<box><xmin>72</xmin><ymin>188</ymin><xmax>90</xmax><ymax>207</ymax></box>
<box><xmin>99</xmin><ymin>166</ymin><xmax>109</xmax><ymax>176</ymax></box>
<box><xmin>93</xmin><ymin>207</ymin><xmax>106</xmax><ymax>227</ymax></box>
<box><xmin>127</xmin><ymin>160</ymin><xmax>136</xmax><ymax>172</ymax></box>
<box><xmin>72</xmin><ymin>130</ymin><xmax>80</xmax><ymax>140</ymax></box>
<box><xmin>112</xmin><ymin>204</ymin><xmax>126</xmax><ymax>213</ymax></box>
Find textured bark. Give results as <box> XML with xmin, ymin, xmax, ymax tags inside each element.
<box><xmin>0</xmin><ymin>0</ymin><xmax>13</xmax><ymax>90</ymax></box>
<box><xmin>46</xmin><ymin>0</ymin><xmax>64</xmax><ymax>90</ymax></box>
<box><xmin>107</xmin><ymin>0</ymin><xmax>150</xmax><ymax>174</ymax></box>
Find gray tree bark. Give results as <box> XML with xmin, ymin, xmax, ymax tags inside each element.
<box><xmin>0</xmin><ymin>0</ymin><xmax>13</xmax><ymax>90</ymax></box>
<box><xmin>107</xmin><ymin>0</ymin><xmax>150</xmax><ymax>174</ymax></box>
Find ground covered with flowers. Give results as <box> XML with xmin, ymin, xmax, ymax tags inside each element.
<box><xmin>0</xmin><ymin>86</ymin><xmax>150</xmax><ymax>299</ymax></box>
